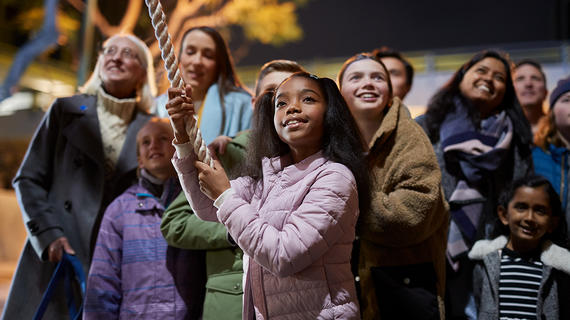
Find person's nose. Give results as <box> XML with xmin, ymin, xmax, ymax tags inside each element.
<box><xmin>109</xmin><ymin>49</ymin><xmax>124</xmax><ymax>62</ymax></box>
<box><xmin>190</xmin><ymin>52</ymin><xmax>204</xmax><ymax>66</ymax></box>
<box><xmin>286</xmin><ymin>100</ymin><xmax>301</xmax><ymax>114</ymax></box>
<box><xmin>522</xmin><ymin>210</ymin><xmax>537</xmax><ymax>224</ymax></box>
<box><xmin>481</xmin><ymin>72</ymin><xmax>493</xmax><ymax>82</ymax></box>
<box><xmin>361</xmin><ymin>77</ymin><xmax>375</xmax><ymax>89</ymax></box>
<box><xmin>149</xmin><ymin>138</ymin><xmax>160</xmax><ymax>150</ymax></box>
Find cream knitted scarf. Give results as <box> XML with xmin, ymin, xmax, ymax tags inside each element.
<box><xmin>96</xmin><ymin>87</ymin><xmax>137</xmax><ymax>180</ymax></box>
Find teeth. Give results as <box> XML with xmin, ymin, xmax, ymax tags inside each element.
<box><xmin>361</xmin><ymin>93</ymin><xmax>376</xmax><ymax>98</ymax></box>
<box><xmin>521</xmin><ymin>226</ymin><xmax>534</xmax><ymax>233</ymax></box>
<box><xmin>286</xmin><ymin>120</ymin><xmax>299</xmax><ymax>126</ymax></box>
<box><xmin>478</xmin><ymin>85</ymin><xmax>490</xmax><ymax>92</ymax></box>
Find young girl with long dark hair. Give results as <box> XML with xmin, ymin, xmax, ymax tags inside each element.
<box><xmin>167</xmin><ymin>73</ymin><xmax>368</xmax><ymax>319</ymax></box>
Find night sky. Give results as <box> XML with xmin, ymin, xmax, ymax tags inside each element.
<box><xmin>238</xmin><ymin>0</ymin><xmax>561</xmax><ymax>65</ymax></box>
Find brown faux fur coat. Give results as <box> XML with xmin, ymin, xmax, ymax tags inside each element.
<box><xmin>358</xmin><ymin>98</ymin><xmax>449</xmax><ymax>320</ymax></box>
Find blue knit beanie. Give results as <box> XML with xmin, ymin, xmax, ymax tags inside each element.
<box><xmin>550</xmin><ymin>76</ymin><xmax>570</xmax><ymax>109</ymax></box>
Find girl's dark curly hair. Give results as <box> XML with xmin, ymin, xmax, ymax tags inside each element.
<box><xmin>423</xmin><ymin>50</ymin><xmax>532</xmax><ymax>148</ymax></box>
<box><xmin>492</xmin><ymin>174</ymin><xmax>568</xmax><ymax>249</ymax></box>
<box><xmin>242</xmin><ymin>72</ymin><xmax>370</xmax><ymax>213</ymax></box>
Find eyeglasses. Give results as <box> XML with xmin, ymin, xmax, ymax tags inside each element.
<box><xmin>102</xmin><ymin>46</ymin><xmax>140</xmax><ymax>62</ymax></box>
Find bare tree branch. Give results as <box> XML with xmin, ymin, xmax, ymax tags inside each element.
<box><xmin>66</xmin><ymin>0</ymin><xmax>141</xmax><ymax>36</ymax></box>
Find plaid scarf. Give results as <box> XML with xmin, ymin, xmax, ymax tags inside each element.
<box><xmin>441</xmin><ymin>98</ymin><xmax>513</xmax><ymax>271</ymax></box>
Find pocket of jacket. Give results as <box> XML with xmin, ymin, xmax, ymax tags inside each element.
<box><xmin>371</xmin><ymin>262</ymin><xmax>439</xmax><ymax>320</ymax></box>
<box><xmin>205</xmin><ymin>271</ymin><xmax>244</xmax><ymax>295</ymax></box>
<box><xmin>204</xmin><ymin>272</ymin><xmax>244</xmax><ymax>320</ymax></box>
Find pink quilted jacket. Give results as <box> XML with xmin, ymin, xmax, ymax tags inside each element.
<box><xmin>173</xmin><ymin>151</ymin><xmax>360</xmax><ymax>319</ymax></box>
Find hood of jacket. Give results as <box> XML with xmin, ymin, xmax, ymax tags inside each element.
<box><xmin>468</xmin><ymin>235</ymin><xmax>570</xmax><ymax>275</ymax></box>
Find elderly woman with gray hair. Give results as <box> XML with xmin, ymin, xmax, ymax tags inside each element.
<box><xmin>2</xmin><ymin>34</ymin><xmax>156</xmax><ymax>319</ymax></box>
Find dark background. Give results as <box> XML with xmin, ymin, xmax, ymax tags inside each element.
<box><xmin>239</xmin><ymin>0</ymin><xmax>563</xmax><ymax>65</ymax></box>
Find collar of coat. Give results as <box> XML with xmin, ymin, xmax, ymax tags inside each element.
<box><xmin>468</xmin><ymin>235</ymin><xmax>570</xmax><ymax>275</ymax></box>
<box><xmin>128</xmin><ymin>184</ymin><xmax>164</xmax><ymax>212</ymax></box>
<box><xmin>368</xmin><ymin>97</ymin><xmax>405</xmax><ymax>150</ymax></box>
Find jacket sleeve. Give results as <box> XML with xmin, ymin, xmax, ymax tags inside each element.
<box><xmin>219</xmin><ymin>135</ymin><xmax>247</xmax><ymax>173</ymax></box>
<box><xmin>83</xmin><ymin>199</ymin><xmax>123</xmax><ymax>319</ymax></box>
<box><xmin>13</xmin><ymin>100</ymin><xmax>66</xmax><ymax>259</ymax></box>
<box><xmin>161</xmin><ymin>191</ymin><xmax>234</xmax><ymax>250</ymax></box>
<box><xmin>218</xmin><ymin>167</ymin><xmax>359</xmax><ymax>278</ymax></box>
<box><xmin>363</xmin><ymin>127</ymin><xmax>449</xmax><ymax>248</ymax></box>
<box><xmin>172</xmin><ymin>152</ymin><xmax>219</xmax><ymax>222</ymax></box>
<box><xmin>172</xmin><ymin>150</ymin><xmax>255</xmax><ymax>223</ymax></box>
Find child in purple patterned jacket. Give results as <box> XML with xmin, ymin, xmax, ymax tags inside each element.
<box><xmin>83</xmin><ymin>118</ymin><xmax>206</xmax><ymax>319</ymax></box>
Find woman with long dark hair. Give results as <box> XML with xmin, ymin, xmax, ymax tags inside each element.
<box><xmin>417</xmin><ymin>50</ymin><xmax>534</xmax><ymax>319</ymax></box>
<box><xmin>157</xmin><ymin>26</ymin><xmax>252</xmax><ymax>145</ymax></box>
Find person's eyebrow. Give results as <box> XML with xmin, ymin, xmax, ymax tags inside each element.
<box><xmin>300</xmin><ymin>88</ymin><xmax>320</xmax><ymax>97</ymax></box>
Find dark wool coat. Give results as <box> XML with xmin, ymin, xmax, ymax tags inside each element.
<box><xmin>2</xmin><ymin>93</ymin><xmax>150</xmax><ymax>319</ymax></box>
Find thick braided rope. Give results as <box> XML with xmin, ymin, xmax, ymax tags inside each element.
<box><xmin>145</xmin><ymin>0</ymin><xmax>213</xmax><ymax>166</ymax></box>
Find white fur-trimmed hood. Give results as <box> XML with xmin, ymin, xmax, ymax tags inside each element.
<box><xmin>468</xmin><ymin>236</ymin><xmax>570</xmax><ymax>275</ymax></box>
<box><xmin>468</xmin><ymin>236</ymin><xmax>508</xmax><ymax>260</ymax></box>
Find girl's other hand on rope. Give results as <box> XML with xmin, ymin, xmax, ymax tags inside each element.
<box><xmin>195</xmin><ymin>159</ymin><xmax>231</xmax><ymax>200</ymax></box>
<box><xmin>167</xmin><ymin>85</ymin><xmax>194</xmax><ymax>144</ymax></box>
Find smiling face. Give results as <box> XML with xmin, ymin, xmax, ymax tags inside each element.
<box><xmin>380</xmin><ymin>57</ymin><xmax>410</xmax><ymax>100</ymax></box>
<box><xmin>273</xmin><ymin>76</ymin><xmax>326</xmax><ymax>162</ymax></box>
<box><xmin>137</xmin><ymin>120</ymin><xmax>176</xmax><ymax>180</ymax></box>
<box><xmin>513</xmin><ymin>64</ymin><xmax>547</xmax><ymax>108</ymax></box>
<box><xmin>499</xmin><ymin>185</ymin><xmax>558</xmax><ymax>253</ymax></box>
<box><xmin>179</xmin><ymin>30</ymin><xmax>218</xmax><ymax>99</ymax></box>
<box><xmin>340</xmin><ymin>59</ymin><xmax>391</xmax><ymax>121</ymax></box>
<box><xmin>99</xmin><ymin>37</ymin><xmax>146</xmax><ymax>98</ymax></box>
<box><xmin>459</xmin><ymin>57</ymin><xmax>507</xmax><ymax>117</ymax></box>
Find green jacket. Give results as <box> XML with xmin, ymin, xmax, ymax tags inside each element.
<box><xmin>161</xmin><ymin>131</ymin><xmax>249</xmax><ymax>320</ymax></box>
<box><xmin>219</xmin><ymin>130</ymin><xmax>249</xmax><ymax>175</ymax></box>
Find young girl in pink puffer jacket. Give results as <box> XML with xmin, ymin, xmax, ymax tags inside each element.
<box><xmin>166</xmin><ymin>72</ymin><xmax>370</xmax><ymax>319</ymax></box>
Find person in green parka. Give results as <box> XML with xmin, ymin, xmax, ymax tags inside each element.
<box><xmin>160</xmin><ymin>60</ymin><xmax>305</xmax><ymax>319</ymax></box>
